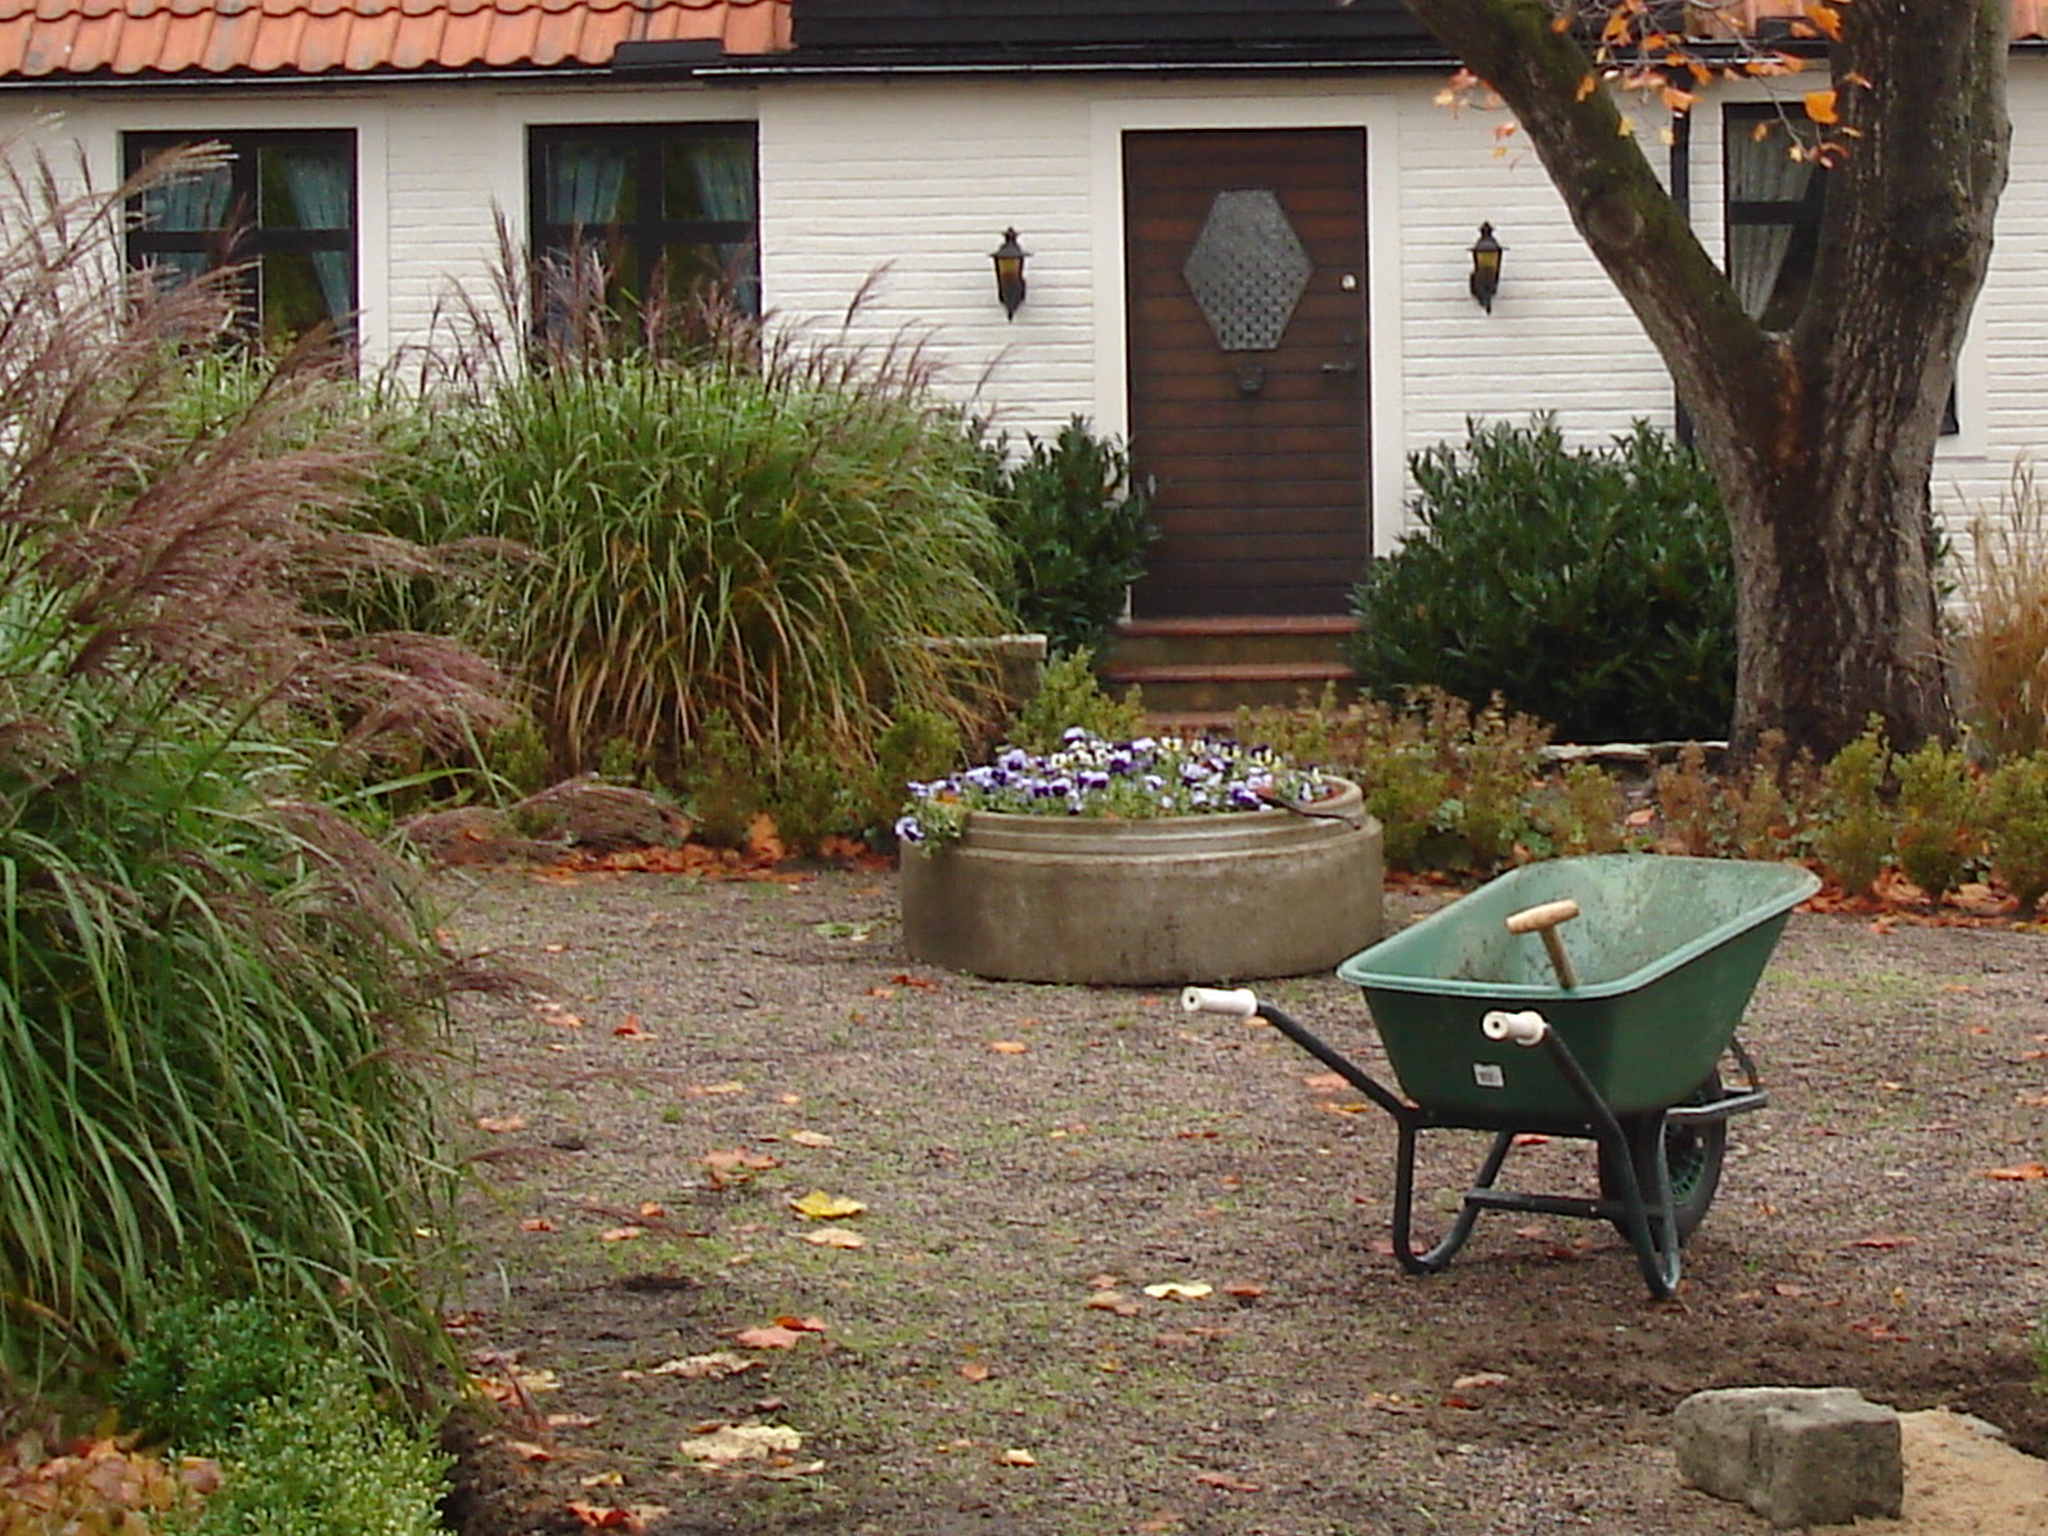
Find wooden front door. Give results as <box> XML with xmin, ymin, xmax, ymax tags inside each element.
<box><xmin>1123</xmin><ymin>128</ymin><xmax>1371</xmax><ymax>617</ymax></box>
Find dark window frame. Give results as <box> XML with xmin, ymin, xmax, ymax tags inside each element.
<box><xmin>1721</xmin><ymin>104</ymin><xmax>1956</xmax><ymax>434</ymax></box>
<box><xmin>527</xmin><ymin>121</ymin><xmax>761</xmax><ymax>320</ymax></box>
<box><xmin>123</xmin><ymin>129</ymin><xmax>359</xmax><ymax>345</ymax></box>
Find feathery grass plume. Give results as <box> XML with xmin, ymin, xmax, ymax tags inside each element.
<box><xmin>0</xmin><ymin>141</ymin><xmax>506</xmax><ymax>1396</ymax></box>
<box><xmin>368</xmin><ymin>238</ymin><xmax>1015</xmax><ymax>786</ymax></box>
<box><xmin>1960</xmin><ymin>460</ymin><xmax>2048</xmax><ymax>762</ymax></box>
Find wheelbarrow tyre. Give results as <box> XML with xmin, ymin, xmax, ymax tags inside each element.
<box><xmin>1598</xmin><ymin>1074</ymin><xmax>1727</xmax><ymax>1245</ymax></box>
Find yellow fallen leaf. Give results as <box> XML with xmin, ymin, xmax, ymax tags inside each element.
<box><xmin>801</xmin><ymin>1226</ymin><xmax>866</xmax><ymax>1249</ymax></box>
<box><xmin>789</xmin><ymin>1189</ymin><xmax>867</xmax><ymax>1220</ymax></box>
<box><xmin>677</xmin><ymin>1424</ymin><xmax>803</xmax><ymax>1464</ymax></box>
<box><xmin>996</xmin><ymin>1448</ymin><xmax>1036</xmax><ymax>1467</ymax></box>
<box><xmin>1143</xmin><ymin>1282</ymin><xmax>1213</xmax><ymax>1301</ymax></box>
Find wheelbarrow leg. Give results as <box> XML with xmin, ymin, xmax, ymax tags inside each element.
<box><xmin>1389</xmin><ymin>1119</ymin><xmax>1515</xmax><ymax>1274</ymax></box>
<box><xmin>1600</xmin><ymin>1113</ymin><xmax>1683</xmax><ymax>1300</ymax></box>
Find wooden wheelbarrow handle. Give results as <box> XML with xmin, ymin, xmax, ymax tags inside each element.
<box><xmin>1504</xmin><ymin>899</ymin><xmax>1581</xmax><ymax>989</ymax></box>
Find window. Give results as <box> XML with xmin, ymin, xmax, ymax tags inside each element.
<box><xmin>1723</xmin><ymin>106</ymin><xmax>1955</xmax><ymax>432</ymax></box>
<box><xmin>1723</xmin><ymin>107</ymin><xmax>1825</xmax><ymax>332</ymax></box>
<box><xmin>528</xmin><ymin>124</ymin><xmax>759</xmax><ymax>322</ymax></box>
<box><xmin>124</xmin><ymin>131</ymin><xmax>357</xmax><ymax>347</ymax></box>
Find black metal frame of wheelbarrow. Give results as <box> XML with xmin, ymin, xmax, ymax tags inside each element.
<box><xmin>1245</xmin><ymin>1000</ymin><xmax>1767</xmax><ymax>1299</ymax></box>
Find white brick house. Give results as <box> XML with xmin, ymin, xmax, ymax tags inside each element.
<box><xmin>0</xmin><ymin>0</ymin><xmax>2040</xmax><ymax>685</ymax></box>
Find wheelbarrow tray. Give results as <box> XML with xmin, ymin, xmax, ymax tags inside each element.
<box><xmin>1336</xmin><ymin>855</ymin><xmax>1818</xmax><ymax>1121</ymax></box>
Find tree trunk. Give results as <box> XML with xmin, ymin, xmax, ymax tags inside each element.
<box><xmin>1400</xmin><ymin>0</ymin><xmax>2010</xmax><ymax>760</ymax></box>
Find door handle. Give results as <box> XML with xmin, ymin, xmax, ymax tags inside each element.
<box><xmin>1320</xmin><ymin>359</ymin><xmax>1361</xmax><ymax>375</ymax></box>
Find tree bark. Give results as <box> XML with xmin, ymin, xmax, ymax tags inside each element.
<box><xmin>1399</xmin><ymin>0</ymin><xmax>2010</xmax><ymax>760</ymax></box>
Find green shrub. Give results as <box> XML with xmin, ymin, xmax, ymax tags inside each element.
<box><xmin>862</xmin><ymin>707</ymin><xmax>964</xmax><ymax>838</ymax></box>
<box><xmin>1006</xmin><ymin>649</ymin><xmax>1147</xmax><ymax>754</ymax></box>
<box><xmin>1817</xmin><ymin>719</ymin><xmax>1894</xmax><ymax>896</ymax></box>
<box><xmin>1987</xmin><ymin>753</ymin><xmax>2048</xmax><ymax>911</ymax></box>
<box><xmin>1347</xmin><ymin>416</ymin><xmax>1734</xmax><ymax>743</ymax></box>
<box><xmin>1537</xmin><ymin>762</ymin><xmax>1631</xmax><ymax>856</ymax></box>
<box><xmin>984</xmin><ymin>417</ymin><xmax>1154</xmax><ymax>658</ymax></box>
<box><xmin>1893</xmin><ymin>738</ymin><xmax>1981</xmax><ymax>899</ymax></box>
<box><xmin>363</xmin><ymin>301</ymin><xmax>1016</xmax><ymax>787</ymax></box>
<box><xmin>115</xmin><ymin>1296</ymin><xmax>310</xmax><ymax>1449</ymax></box>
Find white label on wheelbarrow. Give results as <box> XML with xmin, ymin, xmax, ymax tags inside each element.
<box><xmin>1473</xmin><ymin>1062</ymin><xmax>1505</xmax><ymax>1089</ymax></box>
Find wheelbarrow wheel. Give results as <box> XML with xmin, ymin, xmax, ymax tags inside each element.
<box><xmin>1598</xmin><ymin>1073</ymin><xmax>1728</xmax><ymax>1245</ymax></box>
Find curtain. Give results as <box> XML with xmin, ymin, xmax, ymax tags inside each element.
<box><xmin>1727</xmin><ymin>130</ymin><xmax>1816</xmax><ymax>322</ymax></box>
<box><xmin>689</xmin><ymin>136</ymin><xmax>756</xmax><ymax>224</ymax></box>
<box><xmin>140</xmin><ymin>160</ymin><xmax>231</xmax><ymax>285</ymax></box>
<box><xmin>279</xmin><ymin>147</ymin><xmax>353</xmax><ymax>322</ymax></box>
<box><xmin>547</xmin><ymin>143</ymin><xmax>629</xmax><ymax>229</ymax></box>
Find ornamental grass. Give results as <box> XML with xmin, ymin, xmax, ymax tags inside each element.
<box><xmin>365</xmin><ymin>250</ymin><xmax>1017</xmax><ymax>787</ymax></box>
<box><xmin>0</xmin><ymin>144</ymin><xmax>503</xmax><ymax>1395</ymax></box>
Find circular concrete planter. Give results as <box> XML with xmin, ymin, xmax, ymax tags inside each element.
<box><xmin>899</xmin><ymin>779</ymin><xmax>1383</xmax><ymax>985</ymax></box>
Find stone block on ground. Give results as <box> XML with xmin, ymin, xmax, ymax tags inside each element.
<box><xmin>1673</xmin><ymin>1385</ymin><xmax>1903</xmax><ymax>1529</ymax></box>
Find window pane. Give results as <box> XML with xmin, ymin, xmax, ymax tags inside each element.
<box><xmin>139</xmin><ymin>164</ymin><xmax>231</xmax><ymax>233</ymax></box>
<box><xmin>261</xmin><ymin>146</ymin><xmax>351</xmax><ymax>231</ymax></box>
<box><xmin>663</xmin><ymin>135</ymin><xmax>755</xmax><ymax>223</ymax></box>
<box><xmin>544</xmin><ymin>141</ymin><xmax>634</xmax><ymax>228</ymax></box>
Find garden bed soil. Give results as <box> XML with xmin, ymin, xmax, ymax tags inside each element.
<box><xmin>433</xmin><ymin>863</ymin><xmax>2048</xmax><ymax>1536</ymax></box>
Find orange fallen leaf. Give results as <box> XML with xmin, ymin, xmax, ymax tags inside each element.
<box><xmin>773</xmin><ymin>1315</ymin><xmax>830</xmax><ymax>1333</ymax></box>
<box><xmin>477</xmin><ymin>1115</ymin><xmax>528</xmax><ymax>1134</ymax></box>
<box><xmin>959</xmin><ymin>1361</ymin><xmax>992</xmax><ymax>1382</ymax></box>
<box><xmin>996</xmin><ymin>1448</ymin><xmax>1036</xmax><ymax>1467</ymax></box>
<box><xmin>1981</xmin><ymin>1162</ymin><xmax>2048</xmax><ymax>1181</ymax></box>
<box><xmin>613</xmin><ymin>1018</ymin><xmax>655</xmax><ymax>1039</ymax></box>
<box><xmin>566</xmin><ymin>1502</ymin><xmax>635</xmax><ymax>1529</ymax></box>
<box><xmin>890</xmin><ymin>972</ymin><xmax>940</xmax><ymax>989</ymax></box>
<box><xmin>639</xmin><ymin>1201</ymin><xmax>668</xmax><ymax>1218</ymax></box>
<box><xmin>508</xmin><ymin>1440</ymin><xmax>553</xmax><ymax>1462</ymax></box>
<box><xmin>990</xmin><ymin>1040</ymin><xmax>1029</xmax><ymax>1054</ymax></box>
<box><xmin>733</xmin><ymin>1325</ymin><xmax>808</xmax><ymax>1350</ymax></box>
<box><xmin>1193</xmin><ymin>1471</ymin><xmax>1260</xmax><ymax>1492</ymax></box>
<box><xmin>1511</xmin><ymin>1133</ymin><xmax>1550</xmax><ymax>1147</ymax></box>
<box><xmin>537</xmin><ymin>1003</ymin><xmax>584</xmax><ymax>1029</ymax></box>
<box><xmin>521</xmin><ymin>1217</ymin><xmax>556</xmax><ymax>1232</ymax></box>
<box><xmin>600</xmin><ymin>1226</ymin><xmax>646</xmax><ymax>1242</ymax></box>
<box><xmin>1222</xmin><ymin>1282</ymin><xmax>1265</xmax><ymax>1299</ymax></box>
<box><xmin>1300</xmin><ymin>1072</ymin><xmax>1349</xmax><ymax>1093</ymax></box>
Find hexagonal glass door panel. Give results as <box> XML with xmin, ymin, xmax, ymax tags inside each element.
<box><xmin>1180</xmin><ymin>188</ymin><xmax>1314</xmax><ymax>352</ymax></box>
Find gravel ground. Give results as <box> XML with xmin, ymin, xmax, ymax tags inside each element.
<box><xmin>430</xmin><ymin>863</ymin><xmax>2048</xmax><ymax>1536</ymax></box>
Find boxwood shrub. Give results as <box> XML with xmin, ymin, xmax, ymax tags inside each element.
<box><xmin>1347</xmin><ymin>416</ymin><xmax>1735</xmax><ymax>743</ymax></box>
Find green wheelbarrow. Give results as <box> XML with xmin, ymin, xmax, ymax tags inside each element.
<box><xmin>1184</xmin><ymin>855</ymin><xmax>1818</xmax><ymax>1298</ymax></box>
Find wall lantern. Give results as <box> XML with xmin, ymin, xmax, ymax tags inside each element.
<box><xmin>1469</xmin><ymin>222</ymin><xmax>1505</xmax><ymax>312</ymax></box>
<box><xmin>991</xmin><ymin>227</ymin><xmax>1028</xmax><ymax>320</ymax></box>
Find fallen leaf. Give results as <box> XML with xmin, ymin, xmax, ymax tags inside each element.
<box><xmin>1511</xmin><ymin>1133</ymin><xmax>1550</xmax><ymax>1147</ymax></box>
<box><xmin>1981</xmin><ymin>1162</ymin><xmax>2048</xmax><ymax>1180</ymax></box>
<box><xmin>1452</xmin><ymin>1371</ymin><xmax>1509</xmax><ymax>1390</ymax></box>
<box><xmin>789</xmin><ymin>1190</ymin><xmax>866</xmax><ymax>1220</ymax></box>
<box><xmin>477</xmin><ymin>1115</ymin><xmax>528</xmax><ymax>1134</ymax></box>
<box><xmin>773</xmin><ymin>1315</ymin><xmax>830</xmax><ymax>1333</ymax></box>
<box><xmin>1143</xmin><ymin>1282</ymin><xmax>1213</xmax><ymax>1301</ymax></box>
<box><xmin>689</xmin><ymin>1081</ymin><xmax>747</xmax><ymax>1097</ymax></box>
<box><xmin>578</xmin><ymin>1472</ymin><xmax>625</xmax><ymax>1488</ymax></box>
<box><xmin>1300</xmin><ymin>1072</ymin><xmax>1349</xmax><ymax>1093</ymax></box>
<box><xmin>732</xmin><ymin>1325</ymin><xmax>808</xmax><ymax>1350</ymax></box>
<box><xmin>613</xmin><ymin>1018</ymin><xmax>656</xmax><ymax>1040</ymax></box>
<box><xmin>800</xmin><ymin>1226</ymin><xmax>866</xmax><ymax>1249</ymax></box>
<box><xmin>520</xmin><ymin>1217</ymin><xmax>556</xmax><ymax>1232</ymax></box>
<box><xmin>638</xmin><ymin>1353</ymin><xmax>756</xmax><ymax>1380</ymax></box>
<box><xmin>508</xmin><ymin>1440</ymin><xmax>553</xmax><ymax>1462</ymax></box>
<box><xmin>1086</xmin><ymin>1290</ymin><xmax>1142</xmax><ymax>1317</ymax></box>
<box><xmin>1222</xmin><ymin>1282</ymin><xmax>1265</xmax><ymax>1299</ymax></box>
<box><xmin>536</xmin><ymin>1002</ymin><xmax>584</xmax><ymax>1029</ymax></box>
<box><xmin>549</xmin><ymin>1412</ymin><xmax>602</xmax><ymax>1429</ymax></box>
<box><xmin>600</xmin><ymin>1227</ymin><xmax>646</xmax><ymax>1243</ymax></box>
<box><xmin>996</xmin><ymin>1448</ymin><xmax>1036</xmax><ymax>1467</ymax></box>
<box><xmin>959</xmin><ymin>1361</ymin><xmax>992</xmax><ymax>1381</ymax></box>
<box><xmin>788</xmin><ymin>1130</ymin><xmax>835</xmax><ymax>1148</ymax></box>
<box><xmin>1774</xmin><ymin>1281</ymin><xmax>1813</xmax><ymax>1298</ymax></box>
<box><xmin>1848</xmin><ymin>1233</ymin><xmax>1917</xmax><ymax>1249</ymax></box>
<box><xmin>566</xmin><ymin>1501</ymin><xmax>637</xmax><ymax>1529</ymax></box>
<box><xmin>1193</xmin><ymin>1471</ymin><xmax>1260</xmax><ymax>1493</ymax></box>
<box><xmin>1362</xmin><ymin>1391</ymin><xmax>1422</xmax><ymax>1416</ymax></box>
<box><xmin>677</xmin><ymin>1423</ymin><xmax>803</xmax><ymax>1464</ymax></box>
<box><xmin>638</xmin><ymin>1201</ymin><xmax>668</xmax><ymax>1219</ymax></box>
<box><xmin>990</xmin><ymin>1040</ymin><xmax>1029</xmax><ymax>1054</ymax></box>
<box><xmin>890</xmin><ymin>972</ymin><xmax>940</xmax><ymax>989</ymax></box>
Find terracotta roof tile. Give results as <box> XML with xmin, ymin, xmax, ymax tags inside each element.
<box><xmin>1698</xmin><ymin>1</ymin><xmax>2045</xmax><ymax>42</ymax></box>
<box><xmin>0</xmin><ymin>0</ymin><xmax>788</xmax><ymax>78</ymax></box>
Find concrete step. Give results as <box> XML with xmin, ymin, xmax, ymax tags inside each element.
<box><xmin>1099</xmin><ymin>615</ymin><xmax>1360</xmax><ymax>716</ymax></box>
